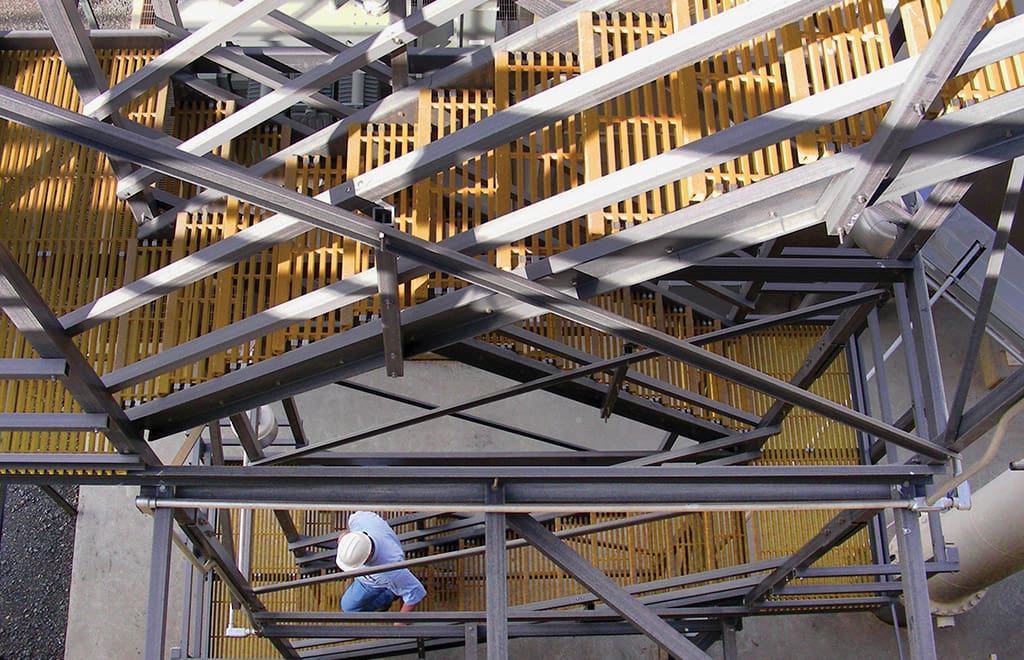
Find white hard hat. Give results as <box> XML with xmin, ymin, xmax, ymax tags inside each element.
<box><xmin>336</xmin><ymin>532</ymin><xmax>373</xmax><ymax>571</ymax></box>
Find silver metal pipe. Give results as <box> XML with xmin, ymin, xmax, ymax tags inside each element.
<box><xmin>135</xmin><ymin>499</ymin><xmax>917</xmax><ymax>514</ymax></box>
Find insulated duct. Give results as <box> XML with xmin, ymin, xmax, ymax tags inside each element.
<box><xmin>928</xmin><ymin>468</ymin><xmax>1024</xmax><ymax>615</ymax></box>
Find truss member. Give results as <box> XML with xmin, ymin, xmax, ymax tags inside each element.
<box><xmin>336</xmin><ymin>511</ymin><xmax>427</xmax><ymax>615</ymax></box>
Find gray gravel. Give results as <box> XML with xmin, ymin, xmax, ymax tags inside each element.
<box><xmin>0</xmin><ymin>0</ymin><xmax>133</xmax><ymax>31</ymax></box>
<box><xmin>0</xmin><ymin>484</ymin><xmax>78</xmax><ymax>660</ymax></box>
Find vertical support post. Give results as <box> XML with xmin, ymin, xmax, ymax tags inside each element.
<box><xmin>892</xmin><ymin>282</ymin><xmax>931</xmax><ymax>440</ymax></box>
<box><xmin>846</xmin><ymin>340</ymin><xmax>887</xmax><ymax>568</ymax></box>
<box><xmin>907</xmin><ymin>260</ymin><xmax>948</xmax><ymax>439</ymax></box>
<box><xmin>145</xmin><ymin>507</ymin><xmax>174</xmax><ymax>660</ymax></box>
<box><xmin>485</xmin><ymin>486</ymin><xmax>509</xmax><ymax>660</ymax></box>
<box><xmin>464</xmin><ymin>623</ymin><xmax>478</xmax><ymax>660</ymax></box>
<box><xmin>894</xmin><ymin>506</ymin><xmax>937</xmax><ymax>660</ymax></box>
<box><xmin>720</xmin><ymin>620</ymin><xmax>738</xmax><ymax>660</ymax></box>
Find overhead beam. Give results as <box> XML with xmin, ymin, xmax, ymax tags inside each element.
<box><xmin>137</xmin><ymin>0</ymin><xmax>627</xmax><ymax>235</ymax></box>
<box><xmin>83</xmin><ymin>0</ymin><xmax>292</xmax><ymax>119</ymax></box>
<box><xmin>57</xmin><ymin>16</ymin><xmax>1024</xmax><ymax>339</ymax></box>
<box><xmin>944</xmin><ymin>157</ymin><xmax>1023</xmax><ymax>444</ymax></box>
<box><xmin>101</xmin><ymin>85</ymin><xmax>1024</xmax><ymax>446</ymax></box>
<box><xmin>0</xmin><ymin>242</ymin><xmax>159</xmax><ymax>463</ymax></box>
<box><xmin>334</xmin><ymin>380</ymin><xmax>591</xmax><ymax>451</ymax></box>
<box><xmin>37</xmin><ymin>0</ymin><xmax>160</xmax><ymax>224</ymax></box>
<box><xmin>116</xmin><ymin>0</ymin><xmax>493</xmax><ymax>197</ymax></box>
<box><xmin>89</xmin><ymin>85</ymin><xmax>1024</xmax><ymax>444</ymax></box>
<box><xmin>0</xmin><ymin>413</ymin><xmax>108</xmax><ymax>432</ymax></box>
<box><xmin>507</xmin><ymin>513</ymin><xmax>711</xmax><ymax>660</ymax></box>
<box><xmin>819</xmin><ymin>0</ymin><xmax>996</xmax><ymax>235</ymax></box>
<box><xmin>0</xmin><ymin>358</ymin><xmax>66</xmax><ymax>379</ymax></box>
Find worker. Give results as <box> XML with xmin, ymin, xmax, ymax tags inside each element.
<box><xmin>336</xmin><ymin>511</ymin><xmax>426</xmax><ymax>615</ymax></box>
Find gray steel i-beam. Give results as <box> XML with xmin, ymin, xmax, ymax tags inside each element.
<box><xmin>894</xmin><ymin>507</ymin><xmax>939</xmax><ymax>659</ymax></box>
<box><xmin>56</xmin><ymin>15</ymin><xmax>1024</xmax><ymax>342</ymax></box>
<box><xmin>37</xmin><ymin>0</ymin><xmax>160</xmax><ymax>224</ymax></box>
<box><xmin>83</xmin><ymin>0</ymin><xmax>293</xmax><ymax>119</ymax></box>
<box><xmin>485</xmin><ymin>489</ymin><xmax>509</xmax><ymax>659</ymax></box>
<box><xmin>507</xmin><ymin>513</ymin><xmax>711</xmax><ymax>660</ymax></box>
<box><xmin>2</xmin><ymin>83</ymin><xmax>1015</xmax><ymax>458</ymax></box>
<box><xmin>0</xmin><ymin>242</ymin><xmax>159</xmax><ymax>463</ymax></box>
<box><xmin>144</xmin><ymin>507</ymin><xmax>174</xmax><ymax>660</ymax></box>
<box><xmin>819</xmin><ymin>0</ymin><xmax>996</xmax><ymax>235</ymax></box>
<box><xmin>944</xmin><ymin>157</ymin><xmax>1024</xmax><ymax>444</ymax></box>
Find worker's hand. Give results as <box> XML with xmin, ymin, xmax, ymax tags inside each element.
<box><xmin>393</xmin><ymin>621</ymin><xmax>408</xmax><ymax>626</ymax></box>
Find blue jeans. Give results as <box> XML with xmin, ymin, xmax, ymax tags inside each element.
<box><xmin>340</xmin><ymin>579</ymin><xmax>396</xmax><ymax>612</ymax></box>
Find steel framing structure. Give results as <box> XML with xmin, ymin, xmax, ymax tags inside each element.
<box><xmin>1</xmin><ymin>0</ymin><xmax>1023</xmax><ymax>659</ymax></box>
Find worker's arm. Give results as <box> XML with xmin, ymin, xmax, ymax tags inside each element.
<box><xmin>400</xmin><ymin>601</ymin><xmax>417</xmax><ymax>613</ymax></box>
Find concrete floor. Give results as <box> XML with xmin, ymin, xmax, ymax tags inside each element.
<box><xmin>63</xmin><ymin>302</ymin><xmax>1024</xmax><ymax>659</ymax></box>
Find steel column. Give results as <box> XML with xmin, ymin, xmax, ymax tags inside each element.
<box><xmin>485</xmin><ymin>488</ymin><xmax>509</xmax><ymax>659</ymax></box>
<box><xmin>144</xmin><ymin>507</ymin><xmax>174</xmax><ymax>660</ymax></box>
<box><xmin>893</xmin><ymin>507</ymin><xmax>938</xmax><ymax>659</ymax></box>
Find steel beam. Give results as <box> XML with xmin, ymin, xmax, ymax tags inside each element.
<box><xmin>144</xmin><ymin>507</ymin><xmax>174</xmax><ymax>660</ymax></box>
<box><xmin>660</xmin><ymin>258</ymin><xmax>912</xmax><ymax>282</ymax></box>
<box><xmin>282</xmin><ymin>397</ymin><xmax>308</xmax><ymax>448</ymax></box>
<box><xmin>952</xmin><ymin>361</ymin><xmax>1024</xmax><ymax>451</ymax></box>
<box><xmin>485</xmin><ymin>489</ymin><xmax>508</xmax><ymax>659</ymax></box>
<box><xmin>617</xmin><ymin>427</ymin><xmax>779</xmax><ymax>467</ymax></box>
<box><xmin>376</xmin><ymin>236</ymin><xmax>404</xmax><ymax>378</ymax></box>
<box><xmin>945</xmin><ymin>157</ymin><xmax>1023</xmax><ymax>444</ymax></box>
<box><xmin>744</xmin><ymin>509</ymin><xmax>878</xmax><ymax>606</ymax></box>
<box><xmin>819</xmin><ymin>0</ymin><xmax>995</xmax><ymax>234</ymax></box>
<box><xmin>0</xmin><ymin>358</ymin><xmax>66</xmax><ymax>379</ymax></box>
<box><xmin>0</xmin><ymin>242</ymin><xmax>158</xmax><ymax>463</ymax></box>
<box><xmin>334</xmin><ymin>380</ymin><xmax>590</xmax><ymax>451</ymax></box>
<box><xmin>56</xmin><ymin>16</ymin><xmax>1024</xmax><ymax>340</ymax></box>
<box><xmin>0</xmin><ymin>413</ymin><xmax>107</xmax><ymax>431</ymax></box>
<box><xmin>116</xmin><ymin>0</ymin><xmax>492</xmax><ymax>197</ymax></box>
<box><xmin>37</xmin><ymin>484</ymin><xmax>77</xmax><ymax>516</ymax></box>
<box><xmin>894</xmin><ymin>507</ymin><xmax>938</xmax><ymax>659</ymax></box>
<box><xmin>507</xmin><ymin>513</ymin><xmax>711</xmax><ymax>660</ymax></box>
<box><xmin>83</xmin><ymin>0</ymin><xmax>292</xmax><ymax>119</ymax></box>
<box><xmin>37</xmin><ymin>0</ymin><xmax>159</xmax><ymax>224</ymax></box>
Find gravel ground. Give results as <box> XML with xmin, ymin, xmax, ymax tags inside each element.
<box><xmin>0</xmin><ymin>0</ymin><xmax>133</xmax><ymax>31</ymax></box>
<box><xmin>0</xmin><ymin>484</ymin><xmax>78</xmax><ymax>660</ymax></box>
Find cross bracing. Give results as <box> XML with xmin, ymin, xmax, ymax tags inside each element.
<box><xmin>0</xmin><ymin>0</ymin><xmax>1023</xmax><ymax>658</ymax></box>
